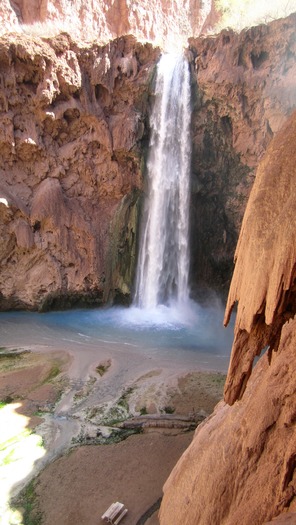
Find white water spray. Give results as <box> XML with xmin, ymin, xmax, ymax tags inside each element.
<box><xmin>134</xmin><ymin>53</ymin><xmax>191</xmax><ymax>309</ymax></box>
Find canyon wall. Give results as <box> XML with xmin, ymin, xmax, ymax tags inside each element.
<box><xmin>0</xmin><ymin>13</ymin><xmax>296</xmax><ymax>309</ymax></box>
<box><xmin>159</xmin><ymin>109</ymin><xmax>296</xmax><ymax>525</ymax></box>
<box><xmin>0</xmin><ymin>0</ymin><xmax>214</xmax><ymax>47</ymax></box>
<box><xmin>188</xmin><ymin>13</ymin><xmax>296</xmax><ymax>295</ymax></box>
<box><xmin>0</xmin><ymin>32</ymin><xmax>160</xmax><ymax>310</ymax></box>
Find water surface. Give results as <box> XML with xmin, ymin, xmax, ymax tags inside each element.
<box><xmin>0</xmin><ymin>300</ymin><xmax>234</xmax><ymax>372</ymax></box>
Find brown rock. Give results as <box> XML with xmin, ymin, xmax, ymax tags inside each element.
<box><xmin>160</xmin><ymin>318</ymin><xmax>296</xmax><ymax>525</ymax></box>
<box><xmin>160</xmin><ymin>95</ymin><xmax>296</xmax><ymax>525</ymax></box>
<box><xmin>188</xmin><ymin>13</ymin><xmax>296</xmax><ymax>295</ymax></box>
<box><xmin>224</xmin><ymin>110</ymin><xmax>296</xmax><ymax>405</ymax></box>
<box><xmin>264</xmin><ymin>513</ymin><xmax>296</xmax><ymax>524</ymax></box>
<box><xmin>0</xmin><ymin>33</ymin><xmax>160</xmax><ymax>310</ymax></box>
<box><xmin>0</xmin><ymin>0</ymin><xmax>212</xmax><ymax>46</ymax></box>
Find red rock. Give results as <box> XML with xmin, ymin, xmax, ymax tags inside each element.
<box><xmin>224</xmin><ymin>111</ymin><xmax>296</xmax><ymax>405</ymax></box>
<box><xmin>159</xmin><ymin>108</ymin><xmax>296</xmax><ymax>525</ymax></box>
<box><xmin>0</xmin><ymin>33</ymin><xmax>160</xmax><ymax>310</ymax></box>
<box><xmin>0</xmin><ymin>0</ymin><xmax>213</xmax><ymax>46</ymax></box>
<box><xmin>160</xmin><ymin>318</ymin><xmax>296</xmax><ymax>524</ymax></box>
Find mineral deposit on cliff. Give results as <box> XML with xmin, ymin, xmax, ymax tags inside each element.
<box><xmin>159</xmin><ymin>110</ymin><xmax>296</xmax><ymax>525</ymax></box>
<box><xmin>0</xmin><ymin>32</ymin><xmax>159</xmax><ymax>310</ymax></box>
<box><xmin>188</xmin><ymin>13</ymin><xmax>296</xmax><ymax>294</ymax></box>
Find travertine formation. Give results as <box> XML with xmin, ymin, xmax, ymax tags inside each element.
<box><xmin>223</xmin><ymin>111</ymin><xmax>296</xmax><ymax>405</ymax></box>
<box><xmin>159</xmin><ymin>110</ymin><xmax>296</xmax><ymax>525</ymax></box>
<box><xmin>0</xmin><ymin>6</ymin><xmax>296</xmax><ymax>308</ymax></box>
<box><xmin>0</xmin><ymin>33</ymin><xmax>159</xmax><ymax>309</ymax></box>
<box><xmin>189</xmin><ymin>13</ymin><xmax>296</xmax><ymax>294</ymax></box>
<box><xmin>0</xmin><ymin>0</ymin><xmax>214</xmax><ymax>47</ymax></box>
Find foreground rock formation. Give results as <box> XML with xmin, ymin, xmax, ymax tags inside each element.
<box><xmin>0</xmin><ymin>33</ymin><xmax>159</xmax><ymax>309</ymax></box>
<box><xmin>159</xmin><ymin>111</ymin><xmax>296</xmax><ymax>524</ymax></box>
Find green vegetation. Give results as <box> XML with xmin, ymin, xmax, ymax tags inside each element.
<box><xmin>214</xmin><ymin>0</ymin><xmax>295</xmax><ymax>32</ymax></box>
<box><xmin>96</xmin><ymin>360</ymin><xmax>111</xmax><ymax>377</ymax></box>
<box><xmin>72</xmin><ymin>426</ymin><xmax>142</xmax><ymax>446</ymax></box>
<box><xmin>163</xmin><ymin>406</ymin><xmax>175</xmax><ymax>414</ymax></box>
<box><xmin>117</xmin><ymin>386</ymin><xmax>134</xmax><ymax>411</ymax></box>
<box><xmin>87</xmin><ymin>386</ymin><xmax>136</xmax><ymax>426</ymax></box>
<box><xmin>0</xmin><ymin>348</ymin><xmax>30</xmax><ymax>373</ymax></box>
<box><xmin>13</xmin><ymin>480</ymin><xmax>43</xmax><ymax>525</ymax></box>
<box><xmin>43</xmin><ymin>363</ymin><xmax>61</xmax><ymax>383</ymax></box>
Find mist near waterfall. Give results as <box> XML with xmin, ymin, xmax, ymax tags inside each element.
<box><xmin>0</xmin><ymin>299</ymin><xmax>234</xmax><ymax>372</ymax></box>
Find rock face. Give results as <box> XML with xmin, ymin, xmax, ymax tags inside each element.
<box><xmin>159</xmin><ymin>111</ymin><xmax>296</xmax><ymax>525</ymax></box>
<box><xmin>188</xmin><ymin>13</ymin><xmax>296</xmax><ymax>295</ymax></box>
<box><xmin>223</xmin><ymin>111</ymin><xmax>296</xmax><ymax>405</ymax></box>
<box><xmin>0</xmin><ymin>32</ymin><xmax>159</xmax><ymax>310</ymax></box>
<box><xmin>0</xmin><ymin>13</ymin><xmax>296</xmax><ymax>309</ymax></box>
<box><xmin>0</xmin><ymin>0</ymin><xmax>213</xmax><ymax>47</ymax></box>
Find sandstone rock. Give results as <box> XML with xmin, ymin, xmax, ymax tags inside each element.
<box><xmin>264</xmin><ymin>513</ymin><xmax>296</xmax><ymax>524</ymax></box>
<box><xmin>1</xmin><ymin>13</ymin><xmax>296</xmax><ymax>307</ymax></box>
<box><xmin>160</xmin><ymin>103</ymin><xmax>296</xmax><ymax>525</ymax></box>
<box><xmin>224</xmin><ymin>110</ymin><xmax>296</xmax><ymax>405</ymax></box>
<box><xmin>160</xmin><ymin>318</ymin><xmax>296</xmax><ymax>525</ymax></box>
<box><xmin>0</xmin><ymin>0</ymin><xmax>213</xmax><ymax>48</ymax></box>
<box><xmin>12</xmin><ymin>217</ymin><xmax>34</xmax><ymax>249</ymax></box>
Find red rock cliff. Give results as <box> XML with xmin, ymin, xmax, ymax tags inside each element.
<box><xmin>0</xmin><ymin>0</ymin><xmax>214</xmax><ymax>47</ymax></box>
<box><xmin>188</xmin><ymin>13</ymin><xmax>296</xmax><ymax>295</ymax></box>
<box><xmin>0</xmin><ymin>33</ymin><xmax>160</xmax><ymax>310</ymax></box>
<box><xmin>159</xmin><ymin>110</ymin><xmax>296</xmax><ymax>525</ymax></box>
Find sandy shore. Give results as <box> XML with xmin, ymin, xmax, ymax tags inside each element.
<box><xmin>0</xmin><ymin>343</ymin><xmax>226</xmax><ymax>525</ymax></box>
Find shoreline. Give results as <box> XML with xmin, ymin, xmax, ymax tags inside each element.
<box><xmin>0</xmin><ymin>342</ymin><xmax>226</xmax><ymax>524</ymax></box>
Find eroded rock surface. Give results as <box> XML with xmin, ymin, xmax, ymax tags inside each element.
<box><xmin>159</xmin><ymin>110</ymin><xmax>296</xmax><ymax>525</ymax></box>
<box><xmin>0</xmin><ymin>0</ymin><xmax>213</xmax><ymax>47</ymax></box>
<box><xmin>224</xmin><ymin>110</ymin><xmax>296</xmax><ymax>405</ymax></box>
<box><xmin>0</xmin><ymin>32</ymin><xmax>159</xmax><ymax>310</ymax></box>
<box><xmin>160</xmin><ymin>318</ymin><xmax>296</xmax><ymax>525</ymax></box>
<box><xmin>188</xmin><ymin>13</ymin><xmax>296</xmax><ymax>295</ymax></box>
<box><xmin>1</xmin><ymin>14</ymin><xmax>296</xmax><ymax>308</ymax></box>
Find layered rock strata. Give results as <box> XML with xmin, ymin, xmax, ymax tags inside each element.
<box><xmin>159</xmin><ymin>111</ymin><xmax>296</xmax><ymax>525</ymax></box>
<box><xmin>188</xmin><ymin>13</ymin><xmax>296</xmax><ymax>295</ymax></box>
<box><xmin>0</xmin><ymin>33</ymin><xmax>159</xmax><ymax>310</ymax></box>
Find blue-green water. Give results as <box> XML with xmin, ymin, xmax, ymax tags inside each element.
<box><xmin>0</xmin><ymin>300</ymin><xmax>234</xmax><ymax>372</ymax></box>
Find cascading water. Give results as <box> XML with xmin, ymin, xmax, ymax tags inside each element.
<box><xmin>134</xmin><ymin>53</ymin><xmax>191</xmax><ymax>309</ymax></box>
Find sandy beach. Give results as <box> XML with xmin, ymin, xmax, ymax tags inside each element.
<box><xmin>0</xmin><ymin>338</ymin><xmax>226</xmax><ymax>525</ymax></box>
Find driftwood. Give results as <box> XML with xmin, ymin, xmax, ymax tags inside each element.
<box><xmin>118</xmin><ymin>412</ymin><xmax>206</xmax><ymax>432</ymax></box>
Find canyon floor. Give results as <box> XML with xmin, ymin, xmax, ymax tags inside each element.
<box><xmin>0</xmin><ymin>341</ymin><xmax>226</xmax><ymax>525</ymax></box>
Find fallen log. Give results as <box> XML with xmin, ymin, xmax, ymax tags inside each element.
<box><xmin>118</xmin><ymin>412</ymin><xmax>206</xmax><ymax>431</ymax></box>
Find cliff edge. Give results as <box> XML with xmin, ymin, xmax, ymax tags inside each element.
<box><xmin>159</xmin><ymin>111</ymin><xmax>296</xmax><ymax>524</ymax></box>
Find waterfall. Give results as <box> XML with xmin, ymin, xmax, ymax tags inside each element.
<box><xmin>134</xmin><ymin>53</ymin><xmax>191</xmax><ymax>309</ymax></box>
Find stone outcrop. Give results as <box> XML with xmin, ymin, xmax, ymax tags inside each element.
<box><xmin>0</xmin><ymin>32</ymin><xmax>160</xmax><ymax>310</ymax></box>
<box><xmin>159</xmin><ymin>111</ymin><xmax>296</xmax><ymax>525</ymax></box>
<box><xmin>188</xmin><ymin>13</ymin><xmax>296</xmax><ymax>295</ymax></box>
<box><xmin>223</xmin><ymin>111</ymin><xmax>296</xmax><ymax>405</ymax></box>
